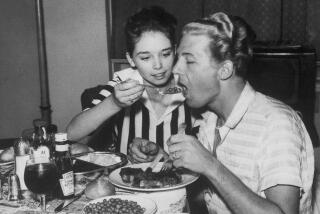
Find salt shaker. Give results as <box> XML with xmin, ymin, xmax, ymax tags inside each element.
<box><xmin>8</xmin><ymin>173</ymin><xmax>21</xmax><ymax>201</ymax></box>
<box><xmin>14</xmin><ymin>137</ymin><xmax>30</xmax><ymax>191</ymax></box>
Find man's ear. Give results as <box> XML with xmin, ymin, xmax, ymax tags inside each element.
<box><xmin>126</xmin><ymin>52</ymin><xmax>136</xmax><ymax>68</ymax></box>
<box><xmin>218</xmin><ymin>60</ymin><xmax>234</xmax><ymax>80</ymax></box>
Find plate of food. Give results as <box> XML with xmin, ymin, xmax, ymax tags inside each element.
<box><xmin>83</xmin><ymin>194</ymin><xmax>157</xmax><ymax>214</ymax></box>
<box><xmin>108</xmin><ymin>162</ymin><xmax>199</xmax><ymax>192</ymax></box>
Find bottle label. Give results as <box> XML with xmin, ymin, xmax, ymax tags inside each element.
<box><xmin>59</xmin><ymin>171</ymin><xmax>74</xmax><ymax>196</ymax></box>
<box><xmin>33</xmin><ymin>146</ymin><xmax>50</xmax><ymax>159</ymax></box>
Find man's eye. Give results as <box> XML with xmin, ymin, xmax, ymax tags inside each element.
<box><xmin>186</xmin><ymin>61</ymin><xmax>195</xmax><ymax>64</ymax></box>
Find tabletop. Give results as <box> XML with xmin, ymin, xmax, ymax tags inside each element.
<box><xmin>0</xmin><ymin>162</ymin><xmax>91</xmax><ymax>214</ymax></box>
<box><xmin>0</xmin><ymin>152</ymin><xmax>192</xmax><ymax>214</ymax></box>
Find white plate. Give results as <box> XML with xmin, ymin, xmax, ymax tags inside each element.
<box><xmin>83</xmin><ymin>194</ymin><xmax>157</xmax><ymax>214</ymax></box>
<box><xmin>109</xmin><ymin>162</ymin><xmax>199</xmax><ymax>192</ymax></box>
<box><xmin>0</xmin><ymin>150</ymin><xmax>14</xmax><ymax>166</ymax></box>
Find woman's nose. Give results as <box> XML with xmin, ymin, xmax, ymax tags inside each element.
<box><xmin>152</xmin><ymin>57</ymin><xmax>162</xmax><ymax>69</ymax></box>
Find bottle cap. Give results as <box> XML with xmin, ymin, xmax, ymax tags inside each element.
<box><xmin>55</xmin><ymin>133</ymin><xmax>68</xmax><ymax>142</ymax></box>
<box><xmin>33</xmin><ymin>119</ymin><xmax>48</xmax><ymax>128</ymax></box>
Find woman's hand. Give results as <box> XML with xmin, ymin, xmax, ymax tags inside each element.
<box><xmin>167</xmin><ymin>133</ymin><xmax>215</xmax><ymax>175</ymax></box>
<box><xmin>112</xmin><ymin>79</ymin><xmax>144</xmax><ymax>108</ymax></box>
<box><xmin>128</xmin><ymin>138</ymin><xmax>168</xmax><ymax>163</ymax></box>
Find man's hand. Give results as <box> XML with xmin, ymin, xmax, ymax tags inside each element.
<box><xmin>167</xmin><ymin>133</ymin><xmax>215</xmax><ymax>174</ymax></box>
<box><xmin>112</xmin><ymin>79</ymin><xmax>144</xmax><ymax>108</ymax></box>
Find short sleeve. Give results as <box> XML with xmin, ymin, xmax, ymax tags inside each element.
<box><xmin>259</xmin><ymin>111</ymin><xmax>305</xmax><ymax>191</ymax></box>
<box><xmin>80</xmin><ymin>85</ymin><xmax>114</xmax><ymax>111</ymax></box>
<box><xmin>80</xmin><ymin>72</ymin><xmax>125</xmax><ymax>111</ymax></box>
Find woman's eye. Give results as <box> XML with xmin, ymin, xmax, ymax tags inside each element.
<box><xmin>162</xmin><ymin>51</ymin><xmax>172</xmax><ymax>57</ymax></box>
<box><xmin>140</xmin><ymin>56</ymin><xmax>150</xmax><ymax>61</ymax></box>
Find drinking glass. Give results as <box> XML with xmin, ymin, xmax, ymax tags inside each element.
<box><xmin>24</xmin><ymin>158</ymin><xmax>58</xmax><ymax>212</ymax></box>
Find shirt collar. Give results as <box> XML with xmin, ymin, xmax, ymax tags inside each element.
<box><xmin>224</xmin><ymin>82</ymin><xmax>256</xmax><ymax>129</ymax></box>
<box><xmin>130</xmin><ymin>71</ymin><xmax>185</xmax><ymax>119</ymax></box>
<box><xmin>200</xmin><ymin>82</ymin><xmax>256</xmax><ymax>129</ymax></box>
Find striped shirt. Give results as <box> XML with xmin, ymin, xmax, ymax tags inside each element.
<box><xmin>82</xmin><ymin>68</ymin><xmax>197</xmax><ymax>154</ymax></box>
<box><xmin>198</xmin><ymin>83</ymin><xmax>314</xmax><ymax>214</ymax></box>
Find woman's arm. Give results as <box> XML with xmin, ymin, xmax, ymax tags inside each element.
<box><xmin>67</xmin><ymin>95</ymin><xmax>122</xmax><ymax>141</ymax></box>
<box><xmin>67</xmin><ymin>80</ymin><xmax>145</xmax><ymax>141</ymax></box>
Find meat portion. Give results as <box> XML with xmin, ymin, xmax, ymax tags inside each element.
<box><xmin>119</xmin><ymin>167</ymin><xmax>182</xmax><ymax>188</ymax></box>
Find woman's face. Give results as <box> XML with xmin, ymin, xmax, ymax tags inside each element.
<box><xmin>128</xmin><ymin>31</ymin><xmax>174</xmax><ymax>86</ymax></box>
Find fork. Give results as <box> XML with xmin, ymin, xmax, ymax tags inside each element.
<box><xmin>160</xmin><ymin>123</ymin><xmax>187</xmax><ymax>172</ymax></box>
<box><xmin>149</xmin><ymin>152</ymin><xmax>164</xmax><ymax>172</ymax></box>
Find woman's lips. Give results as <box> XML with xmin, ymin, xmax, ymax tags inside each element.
<box><xmin>152</xmin><ymin>72</ymin><xmax>167</xmax><ymax>80</ymax></box>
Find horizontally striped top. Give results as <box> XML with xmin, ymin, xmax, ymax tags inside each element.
<box><xmin>82</xmin><ymin>68</ymin><xmax>197</xmax><ymax>154</ymax></box>
<box><xmin>198</xmin><ymin>83</ymin><xmax>314</xmax><ymax>214</ymax></box>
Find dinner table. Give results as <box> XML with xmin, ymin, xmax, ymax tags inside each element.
<box><xmin>0</xmin><ymin>147</ymin><xmax>196</xmax><ymax>214</ymax></box>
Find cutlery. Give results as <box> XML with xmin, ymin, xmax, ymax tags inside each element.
<box><xmin>0</xmin><ymin>202</ymin><xmax>20</xmax><ymax>208</ymax></box>
<box><xmin>148</xmin><ymin>152</ymin><xmax>164</xmax><ymax>171</ymax></box>
<box><xmin>54</xmin><ymin>189</ymin><xmax>85</xmax><ymax>213</ymax></box>
<box><xmin>160</xmin><ymin>123</ymin><xmax>187</xmax><ymax>172</ymax></box>
<box><xmin>139</xmin><ymin>84</ymin><xmax>184</xmax><ymax>95</ymax></box>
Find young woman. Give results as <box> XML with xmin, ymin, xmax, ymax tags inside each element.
<box><xmin>67</xmin><ymin>6</ymin><xmax>197</xmax><ymax>159</ymax></box>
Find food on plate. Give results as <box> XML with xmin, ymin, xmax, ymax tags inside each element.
<box><xmin>0</xmin><ymin>147</ymin><xmax>14</xmax><ymax>162</ymax></box>
<box><xmin>85</xmin><ymin>176</ymin><xmax>115</xmax><ymax>199</ymax></box>
<box><xmin>83</xmin><ymin>197</ymin><xmax>145</xmax><ymax>214</ymax></box>
<box><xmin>77</xmin><ymin>152</ymin><xmax>122</xmax><ymax>167</ymax></box>
<box><xmin>70</xmin><ymin>143</ymin><xmax>93</xmax><ymax>155</ymax></box>
<box><xmin>119</xmin><ymin>166</ymin><xmax>182</xmax><ymax>188</ymax></box>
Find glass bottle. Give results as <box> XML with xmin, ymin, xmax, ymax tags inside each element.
<box><xmin>54</xmin><ymin>133</ymin><xmax>74</xmax><ymax>199</ymax></box>
<box><xmin>31</xmin><ymin>119</ymin><xmax>50</xmax><ymax>160</ymax></box>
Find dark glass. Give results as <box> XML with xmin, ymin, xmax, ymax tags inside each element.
<box><xmin>24</xmin><ymin>162</ymin><xmax>58</xmax><ymax>195</ymax></box>
<box><xmin>24</xmin><ymin>159</ymin><xmax>58</xmax><ymax>212</ymax></box>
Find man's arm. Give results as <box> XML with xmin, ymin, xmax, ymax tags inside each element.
<box><xmin>167</xmin><ymin>134</ymin><xmax>300</xmax><ymax>214</ymax></box>
<box><xmin>204</xmin><ymin>157</ymin><xmax>299</xmax><ymax>214</ymax></box>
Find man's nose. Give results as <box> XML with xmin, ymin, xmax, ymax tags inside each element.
<box><xmin>173</xmin><ymin>62</ymin><xmax>182</xmax><ymax>75</ymax></box>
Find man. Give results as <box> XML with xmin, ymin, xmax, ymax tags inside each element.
<box><xmin>164</xmin><ymin>12</ymin><xmax>314</xmax><ymax>214</ymax></box>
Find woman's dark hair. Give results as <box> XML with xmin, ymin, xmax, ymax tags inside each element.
<box><xmin>125</xmin><ymin>6</ymin><xmax>177</xmax><ymax>56</ymax></box>
<box><xmin>182</xmin><ymin>12</ymin><xmax>256</xmax><ymax>78</ymax></box>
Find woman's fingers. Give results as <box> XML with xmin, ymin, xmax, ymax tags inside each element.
<box><xmin>113</xmin><ymin>81</ymin><xmax>144</xmax><ymax>107</ymax></box>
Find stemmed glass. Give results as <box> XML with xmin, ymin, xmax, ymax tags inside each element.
<box><xmin>24</xmin><ymin>158</ymin><xmax>58</xmax><ymax>212</ymax></box>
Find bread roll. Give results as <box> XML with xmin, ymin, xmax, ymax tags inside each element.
<box><xmin>85</xmin><ymin>176</ymin><xmax>115</xmax><ymax>199</ymax></box>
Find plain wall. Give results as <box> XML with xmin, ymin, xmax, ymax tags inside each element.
<box><xmin>0</xmin><ymin>0</ymin><xmax>41</xmax><ymax>138</ymax></box>
<box><xmin>43</xmin><ymin>0</ymin><xmax>110</xmax><ymax>132</ymax></box>
<box><xmin>0</xmin><ymin>0</ymin><xmax>110</xmax><ymax>138</ymax></box>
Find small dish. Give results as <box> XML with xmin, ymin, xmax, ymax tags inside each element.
<box><xmin>83</xmin><ymin>194</ymin><xmax>157</xmax><ymax>214</ymax></box>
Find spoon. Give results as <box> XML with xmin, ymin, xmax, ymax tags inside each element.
<box><xmin>139</xmin><ymin>84</ymin><xmax>184</xmax><ymax>95</ymax></box>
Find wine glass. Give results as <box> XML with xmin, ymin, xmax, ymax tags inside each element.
<box><xmin>24</xmin><ymin>158</ymin><xmax>58</xmax><ymax>212</ymax></box>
